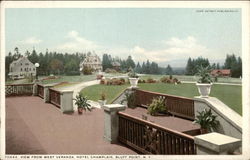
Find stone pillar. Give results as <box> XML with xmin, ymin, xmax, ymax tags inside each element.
<box><xmin>60</xmin><ymin>90</ymin><xmax>74</xmax><ymax>113</ymax></box>
<box><xmin>194</xmin><ymin>132</ymin><xmax>241</xmax><ymax>155</ymax></box>
<box><xmin>33</xmin><ymin>83</ymin><xmax>38</xmax><ymax>96</ymax></box>
<box><xmin>103</xmin><ymin>104</ymin><xmax>126</xmax><ymax>143</ymax></box>
<box><xmin>43</xmin><ymin>84</ymin><xmax>54</xmax><ymax>103</ymax></box>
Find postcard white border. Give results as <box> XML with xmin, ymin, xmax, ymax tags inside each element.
<box><xmin>1</xmin><ymin>1</ymin><xmax>249</xmax><ymax>160</ymax></box>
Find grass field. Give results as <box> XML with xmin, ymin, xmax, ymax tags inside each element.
<box><xmin>80</xmin><ymin>84</ymin><xmax>130</xmax><ymax>103</ymax></box>
<box><xmin>81</xmin><ymin>83</ymin><xmax>242</xmax><ymax>115</ymax></box>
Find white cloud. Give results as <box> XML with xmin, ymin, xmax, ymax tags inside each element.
<box><xmin>55</xmin><ymin>30</ymin><xmax>99</xmax><ymax>53</ymax></box>
<box><xmin>22</xmin><ymin>37</ymin><xmax>42</xmax><ymax>44</ymax></box>
<box><xmin>127</xmin><ymin>36</ymin><xmax>223</xmax><ymax>67</ymax></box>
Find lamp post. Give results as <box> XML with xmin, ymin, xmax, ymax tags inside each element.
<box><xmin>35</xmin><ymin>63</ymin><xmax>40</xmax><ymax>81</ymax></box>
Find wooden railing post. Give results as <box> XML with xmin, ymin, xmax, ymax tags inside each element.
<box><xmin>60</xmin><ymin>90</ymin><xmax>74</xmax><ymax>113</ymax></box>
<box><xmin>43</xmin><ymin>84</ymin><xmax>54</xmax><ymax>103</ymax></box>
<box><xmin>103</xmin><ymin>104</ymin><xmax>126</xmax><ymax>143</ymax></box>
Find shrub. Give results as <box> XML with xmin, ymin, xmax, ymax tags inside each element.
<box><xmin>138</xmin><ymin>79</ymin><xmax>146</xmax><ymax>83</ymax></box>
<box><xmin>83</xmin><ymin>66</ymin><xmax>93</xmax><ymax>75</ymax></box>
<box><xmin>147</xmin><ymin>96</ymin><xmax>167</xmax><ymax>116</ymax></box>
<box><xmin>146</xmin><ymin>78</ymin><xmax>157</xmax><ymax>83</ymax></box>
<box><xmin>105</xmin><ymin>68</ymin><xmax>117</xmax><ymax>73</ymax></box>
<box><xmin>100</xmin><ymin>79</ymin><xmax>105</xmax><ymax>84</ymax></box>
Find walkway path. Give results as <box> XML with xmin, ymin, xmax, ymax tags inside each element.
<box><xmin>56</xmin><ymin>80</ymin><xmax>101</xmax><ymax>110</ymax></box>
<box><xmin>181</xmin><ymin>81</ymin><xmax>242</xmax><ymax>86</ymax></box>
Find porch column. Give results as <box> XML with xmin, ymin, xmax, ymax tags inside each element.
<box><xmin>103</xmin><ymin>104</ymin><xmax>126</xmax><ymax>143</ymax></box>
<box><xmin>43</xmin><ymin>84</ymin><xmax>54</xmax><ymax>103</ymax></box>
<box><xmin>60</xmin><ymin>90</ymin><xmax>74</xmax><ymax>113</ymax></box>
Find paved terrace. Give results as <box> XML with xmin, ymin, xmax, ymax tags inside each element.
<box><xmin>6</xmin><ymin>96</ymin><xmax>199</xmax><ymax>154</ymax></box>
<box><xmin>6</xmin><ymin>96</ymin><xmax>136</xmax><ymax>154</ymax></box>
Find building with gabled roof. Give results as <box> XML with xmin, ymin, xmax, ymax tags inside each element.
<box><xmin>79</xmin><ymin>53</ymin><xmax>102</xmax><ymax>73</ymax></box>
<box><xmin>8</xmin><ymin>56</ymin><xmax>36</xmax><ymax>80</ymax></box>
<box><xmin>211</xmin><ymin>69</ymin><xmax>231</xmax><ymax>77</ymax></box>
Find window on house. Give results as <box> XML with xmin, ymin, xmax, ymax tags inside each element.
<box><xmin>21</xmin><ymin>68</ymin><xmax>22</xmax><ymax>71</ymax></box>
<box><xmin>21</xmin><ymin>63</ymin><xmax>22</xmax><ymax>65</ymax></box>
<box><xmin>33</xmin><ymin>68</ymin><xmax>35</xmax><ymax>71</ymax></box>
<box><xmin>30</xmin><ymin>68</ymin><xmax>31</xmax><ymax>71</ymax></box>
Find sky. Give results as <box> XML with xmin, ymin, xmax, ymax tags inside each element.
<box><xmin>5</xmin><ymin>8</ymin><xmax>241</xmax><ymax>67</ymax></box>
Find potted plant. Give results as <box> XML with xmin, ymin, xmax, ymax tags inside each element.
<box><xmin>147</xmin><ymin>96</ymin><xmax>167</xmax><ymax>116</ymax></box>
<box><xmin>73</xmin><ymin>93</ymin><xmax>91</xmax><ymax>114</ymax></box>
<box><xmin>196</xmin><ymin>66</ymin><xmax>213</xmax><ymax>97</ymax></box>
<box><xmin>128</xmin><ymin>70</ymin><xmax>139</xmax><ymax>88</ymax></box>
<box><xmin>98</xmin><ymin>92</ymin><xmax>107</xmax><ymax>108</ymax></box>
<box><xmin>193</xmin><ymin>108</ymin><xmax>219</xmax><ymax>134</ymax></box>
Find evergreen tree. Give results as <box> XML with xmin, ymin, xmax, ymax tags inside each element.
<box><xmin>216</xmin><ymin>63</ymin><xmax>220</xmax><ymax>69</ymax></box>
<box><xmin>223</xmin><ymin>54</ymin><xmax>242</xmax><ymax>78</ymax></box>
<box><xmin>126</xmin><ymin>55</ymin><xmax>135</xmax><ymax>69</ymax></box>
<box><xmin>165</xmin><ymin>64</ymin><xmax>173</xmax><ymax>75</ymax></box>
<box><xmin>185</xmin><ymin>57</ymin><xmax>193</xmax><ymax>75</ymax></box>
<box><xmin>145</xmin><ymin>60</ymin><xmax>151</xmax><ymax>74</ymax></box>
<box><xmin>135</xmin><ymin>62</ymin><xmax>142</xmax><ymax>73</ymax></box>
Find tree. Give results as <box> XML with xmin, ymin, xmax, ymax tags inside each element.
<box><xmin>135</xmin><ymin>62</ymin><xmax>142</xmax><ymax>73</ymax></box>
<box><xmin>150</xmin><ymin>62</ymin><xmax>160</xmax><ymax>74</ymax></box>
<box><xmin>13</xmin><ymin>47</ymin><xmax>21</xmax><ymax>60</ymax></box>
<box><xmin>185</xmin><ymin>57</ymin><xmax>194</xmax><ymax>75</ymax></box>
<box><xmin>50</xmin><ymin>59</ymin><xmax>63</xmax><ymax>75</ymax></box>
<box><xmin>216</xmin><ymin>63</ymin><xmax>220</xmax><ymax>69</ymax></box>
<box><xmin>223</xmin><ymin>54</ymin><xmax>241</xmax><ymax>78</ymax></box>
<box><xmin>145</xmin><ymin>60</ymin><xmax>150</xmax><ymax>74</ymax></box>
<box><xmin>65</xmin><ymin>59</ymin><xmax>79</xmax><ymax>75</ymax></box>
<box><xmin>28</xmin><ymin>48</ymin><xmax>39</xmax><ymax>64</ymax></box>
<box><xmin>165</xmin><ymin>64</ymin><xmax>173</xmax><ymax>75</ymax></box>
<box><xmin>126</xmin><ymin>55</ymin><xmax>135</xmax><ymax>69</ymax></box>
<box><xmin>102</xmin><ymin>54</ymin><xmax>112</xmax><ymax>71</ymax></box>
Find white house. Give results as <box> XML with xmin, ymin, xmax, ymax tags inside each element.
<box><xmin>79</xmin><ymin>53</ymin><xmax>102</xmax><ymax>73</ymax></box>
<box><xmin>8</xmin><ymin>56</ymin><xmax>36</xmax><ymax>80</ymax></box>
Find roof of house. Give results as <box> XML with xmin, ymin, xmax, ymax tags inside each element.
<box><xmin>211</xmin><ymin>69</ymin><xmax>231</xmax><ymax>75</ymax></box>
<box><xmin>112</xmin><ymin>61</ymin><xmax>121</xmax><ymax>67</ymax></box>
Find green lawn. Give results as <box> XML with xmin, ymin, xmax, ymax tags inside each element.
<box><xmin>80</xmin><ymin>84</ymin><xmax>130</xmax><ymax>103</ymax></box>
<box><xmin>81</xmin><ymin>83</ymin><xmax>242</xmax><ymax>115</ymax></box>
<box><xmin>138</xmin><ymin>83</ymin><xmax>242</xmax><ymax>115</ymax></box>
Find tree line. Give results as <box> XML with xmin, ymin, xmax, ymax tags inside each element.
<box><xmin>5</xmin><ymin>47</ymin><xmax>242</xmax><ymax>78</ymax></box>
<box><xmin>185</xmin><ymin>54</ymin><xmax>242</xmax><ymax>78</ymax></box>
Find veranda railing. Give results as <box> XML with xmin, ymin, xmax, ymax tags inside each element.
<box><xmin>118</xmin><ymin>112</ymin><xmax>196</xmax><ymax>155</ymax></box>
<box><xmin>49</xmin><ymin>88</ymin><xmax>61</xmax><ymax>108</ymax></box>
<box><xmin>37</xmin><ymin>84</ymin><xmax>44</xmax><ymax>98</ymax></box>
<box><xmin>5</xmin><ymin>83</ymin><xmax>34</xmax><ymax>97</ymax></box>
<box><xmin>134</xmin><ymin>89</ymin><xmax>195</xmax><ymax>120</ymax></box>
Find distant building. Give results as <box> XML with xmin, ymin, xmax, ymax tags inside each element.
<box><xmin>79</xmin><ymin>53</ymin><xmax>102</xmax><ymax>73</ymax></box>
<box><xmin>111</xmin><ymin>61</ymin><xmax>121</xmax><ymax>71</ymax></box>
<box><xmin>8</xmin><ymin>56</ymin><xmax>36</xmax><ymax>80</ymax></box>
<box><xmin>211</xmin><ymin>69</ymin><xmax>231</xmax><ymax>77</ymax></box>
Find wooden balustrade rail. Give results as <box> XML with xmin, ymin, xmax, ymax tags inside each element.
<box><xmin>37</xmin><ymin>84</ymin><xmax>44</xmax><ymax>98</ymax></box>
<box><xmin>118</xmin><ymin>112</ymin><xmax>196</xmax><ymax>155</ymax></box>
<box><xmin>5</xmin><ymin>83</ymin><xmax>34</xmax><ymax>97</ymax></box>
<box><xmin>49</xmin><ymin>88</ymin><xmax>61</xmax><ymax>108</ymax></box>
<box><xmin>134</xmin><ymin>89</ymin><xmax>195</xmax><ymax>120</ymax></box>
